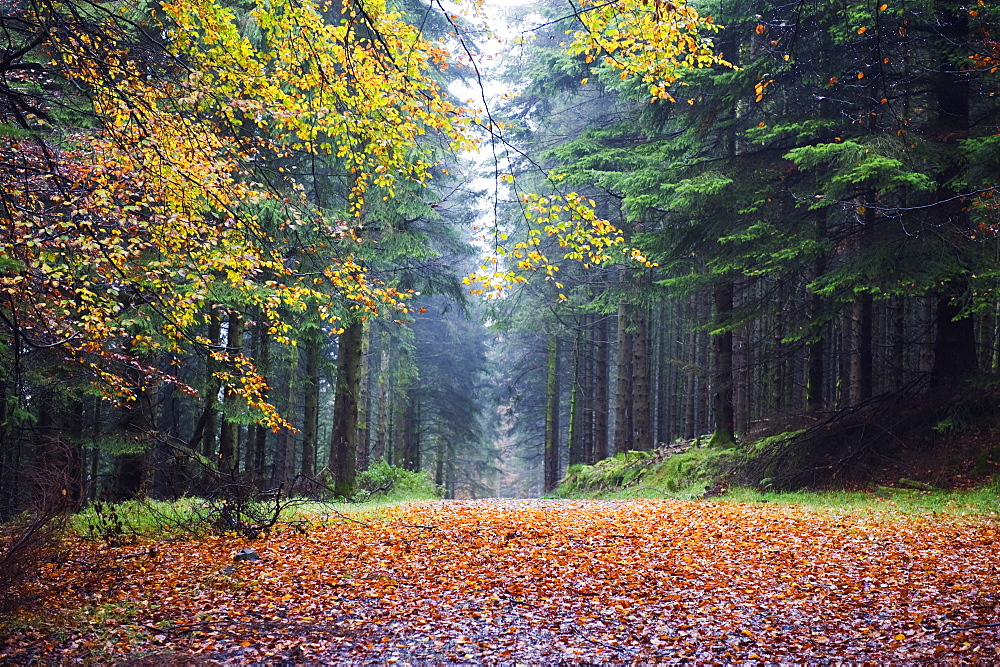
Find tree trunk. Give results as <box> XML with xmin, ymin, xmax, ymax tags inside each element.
<box><xmin>568</xmin><ymin>326</ymin><xmax>583</xmax><ymax>466</ymax></box>
<box><xmin>373</xmin><ymin>339</ymin><xmax>391</xmax><ymax>465</ymax></box>
<box><xmin>399</xmin><ymin>397</ymin><xmax>419</xmax><ymax>471</ymax></box>
<box><xmin>806</xmin><ymin>239</ymin><xmax>827</xmax><ymax>412</ymax></box>
<box><xmin>300</xmin><ymin>333</ymin><xmax>320</xmax><ymax>478</ymax></box>
<box><xmin>272</xmin><ymin>362</ymin><xmax>295</xmax><ymax>487</ymax></box>
<box><xmin>851</xmin><ymin>292</ymin><xmax>873</xmax><ymax>403</ymax></box>
<box><xmin>580</xmin><ymin>314</ymin><xmax>595</xmax><ymax>464</ymax></box>
<box><xmin>632</xmin><ymin>296</ymin><xmax>652</xmax><ymax>450</ymax></box>
<box><xmin>709</xmin><ymin>279</ymin><xmax>735</xmax><ymax>447</ymax></box>
<box><xmin>111</xmin><ymin>383</ymin><xmax>154</xmax><ymax>501</ymax></box>
<box><xmin>329</xmin><ymin>320</ymin><xmax>363</xmax><ymax>497</ymax></box>
<box><xmin>544</xmin><ymin>333</ymin><xmax>561</xmax><ymax>492</ymax></box>
<box><xmin>929</xmin><ymin>0</ymin><xmax>976</xmax><ymax>389</ymax></box>
<box><xmin>357</xmin><ymin>324</ymin><xmax>372</xmax><ymax>471</ymax></box>
<box><xmin>593</xmin><ymin>313</ymin><xmax>610</xmax><ymax>462</ymax></box>
<box><xmin>614</xmin><ymin>300</ymin><xmax>633</xmax><ymax>453</ymax></box>
<box><xmin>218</xmin><ymin>310</ymin><xmax>244</xmax><ymax>475</ymax></box>
<box><xmin>251</xmin><ymin>317</ymin><xmax>270</xmax><ymax>477</ymax></box>
<box><xmin>200</xmin><ymin>310</ymin><xmax>222</xmax><ymax>460</ymax></box>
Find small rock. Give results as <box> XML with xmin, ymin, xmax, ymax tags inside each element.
<box><xmin>233</xmin><ymin>547</ymin><xmax>260</xmax><ymax>562</ymax></box>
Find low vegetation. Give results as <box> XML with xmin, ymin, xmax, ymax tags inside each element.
<box><xmin>554</xmin><ymin>426</ymin><xmax>1000</xmax><ymax>517</ymax></box>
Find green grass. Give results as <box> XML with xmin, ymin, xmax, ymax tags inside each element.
<box><xmin>717</xmin><ymin>485</ymin><xmax>1000</xmax><ymax>517</ymax></box>
<box><xmin>554</xmin><ymin>445</ymin><xmax>1000</xmax><ymax>517</ymax></box>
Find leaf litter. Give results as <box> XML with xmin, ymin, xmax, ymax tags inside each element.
<box><xmin>2</xmin><ymin>499</ymin><xmax>999</xmax><ymax>663</ymax></box>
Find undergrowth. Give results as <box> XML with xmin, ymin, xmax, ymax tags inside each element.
<box><xmin>554</xmin><ymin>445</ymin><xmax>737</xmax><ymax>500</ymax></box>
<box><xmin>353</xmin><ymin>461</ymin><xmax>442</xmax><ymax>503</ymax></box>
<box><xmin>554</xmin><ymin>443</ymin><xmax>1000</xmax><ymax>516</ymax></box>
<box><xmin>718</xmin><ymin>484</ymin><xmax>1000</xmax><ymax>516</ymax></box>
<box><xmin>71</xmin><ymin>464</ymin><xmax>441</xmax><ymax>542</ymax></box>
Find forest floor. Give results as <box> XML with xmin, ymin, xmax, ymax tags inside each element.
<box><xmin>3</xmin><ymin>498</ymin><xmax>1000</xmax><ymax>664</ymax></box>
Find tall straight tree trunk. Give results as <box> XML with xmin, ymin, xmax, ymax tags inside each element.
<box><xmin>580</xmin><ymin>314</ymin><xmax>595</xmax><ymax>464</ymax></box>
<box><xmin>684</xmin><ymin>295</ymin><xmax>698</xmax><ymax>439</ymax></box>
<box><xmin>251</xmin><ymin>316</ymin><xmax>270</xmax><ymax>477</ymax></box>
<box><xmin>806</xmin><ymin>218</ymin><xmax>827</xmax><ymax>411</ymax></box>
<box><xmin>709</xmin><ymin>279</ymin><xmax>735</xmax><ymax>447</ymax></box>
<box><xmin>218</xmin><ymin>310</ymin><xmax>244</xmax><ymax>474</ymax></box>
<box><xmin>399</xmin><ymin>398</ymin><xmax>419</xmax><ymax>471</ymax></box>
<box><xmin>373</xmin><ymin>341</ymin><xmax>391</xmax><ymax>465</ymax></box>
<box><xmin>631</xmin><ymin>295</ymin><xmax>652</xmax><ymax>451</ymax></box>
<box><xmin>593</xmin><ymin>313</ymin><xmax>610</xmax><ymax>462</ymax></box>
<box><xmin>111</xmin><ymin>380</ymin><xmax>154</xmax><ymax>501</ymax></box>
<box><xmin>272</xmin><ymin>363</ymin><xmax>295</xmax><ymax>486</ymax></box>
<box><xmin>200</xmin><ymin>310</ymin><xmax>222</xmax><ymax>460</ymax></box>
<box><xmin>300</xmin><ymin>333</ymin><xmax>320</xmax><ymax>479</ymax></box>
<box><xmin>614</xmin><ymin>300</ymin><xmax>633</xmax><ymax>453</ymax></box>
<box><xmin>851</xmin><ymin>293</ymin><xmax>874</xmax><ymax>403</ymax></box>
<box><xmin>568</xmin><ymin>326</ymin><xmax>584</xmax><ymax>466</ymax></box>
<box><xmin>544</xmin><ymin>333</ymin><xmax>561</xmax><ymax>492</ymax></box>
<box><xmin>329</xmin><ymin>320</ymin><xmax>363</xmax><ymax>497</ymax></box>
<box><xmin>357</xmin><ymin>324</ymin><xmax>372</xmax><ymax>471</ymax></box>
<box><xmin>930</xmin><ymin>0</ymin><xmax>976</xmax><ymax>389</ymax></box>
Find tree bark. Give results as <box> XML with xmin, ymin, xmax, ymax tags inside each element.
<box><xmin>329</xmin><ymin>320</ymin><xmax>363</xmax><ymax>497</ymax></box>
<box><xmin>300</xmin><ymin>333</ymin><xmax>320</xmax><ymax>479</ymax></box>
<box><xmin>851</xmin><ymin>292</ymin><xmax>874</xmax><ymax>403</ymax></box>
<box><xmin>111</xmin><ymin>382</ymin><xmax>154</xmax><ymax>501</ymax></box>
<box><xmin>567</xmin><ymin>326</ymin><xmax>582</xmax><ymax>465</ymax></box>
<box><xmin>929</xmin><ymin>0</ymin><xmax>976</xmax><ymax>389</ymax></box>
<box><xmin>614</xmin><ymin>300</ymin><xmax>633</xmax><ymax>453</ymax></box>
<box><xmin>593</xmin><ymin>313</ymin><xmax>610</xmax><ymax>462</ymax></box>
<box><xmin>357</xmin><ymin>323</ymin><xmax>372</xmax><ymax>471</ymax></box>
<box><xmin>632</xmin><ymin>296</ymin><xmax>652</xmax><ymax>450</ymax></box>
<box><xmin>709</xmin><ymin>279</ymin><xmax>735</xmax><ymax>447</ymax></box>
<box><xmin>200</xmin><ymin>310</ymin><xmax>222</xmax><ymax>460</ymax></box>
<box><xmin>218</xmin><ymin>310</ymin><xmax>243</xmax><ymax>475</ymax></box>
<box><xmin>373</xmin><ymin>338</ymin><xmax>391</xmax><ymax>465</ymax></box>
<box><xmin>251</xmin><ymin>317</ymin><xmax>270</xmax><ymax>477</ymax></box>
<box><xmin>544</xmin><ymin>333</ymin><xmax>561</xmax><ymax>492</ymax></box>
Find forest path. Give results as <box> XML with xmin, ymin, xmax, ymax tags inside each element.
<box><xmin>6</xmin><ymin>498</ymin><xmax>1000</xmax><ymax>663</ymax></box>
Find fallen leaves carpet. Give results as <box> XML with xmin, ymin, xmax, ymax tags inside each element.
<box><xmin>3</xmin><ymin>499</ymin><xmax>1000</xmax><ymax>663</ymax></box>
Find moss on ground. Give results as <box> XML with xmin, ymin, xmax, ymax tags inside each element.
<box><xmin>554</xmin><ymin>444</ymin><xmax>736</xmax><ymax>499</ymax></box>
<box><xmin>553</xmin><ymin>437</ymin><xmax>1000</xmax><ymax>516</ymax></box>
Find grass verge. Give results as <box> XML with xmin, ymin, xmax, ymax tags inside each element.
<box><xmin>554</xmin><ymin>443</ymin><xmax>1000</xmax><ymax>516</ymax></box>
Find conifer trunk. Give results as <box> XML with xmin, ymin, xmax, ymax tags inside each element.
<box><xmin>218</xmin><ymin>311</ymin><xmax>243</xmax><ymax>474</ymax></box>
<box><xmin>251</xmin><ymin>317</ymin><xmax>270</xmax><ymax>477</ymax></box>
<box><xmin>300</xmin><ymin>334</ymin><xmax>320</xmax><ymax>478</ymax></box>
<box><xmin>111</xmin><ymin>380</ymin><xmax>153</xmax><ymax>500</ymax></box>
<box><xmin>632</xmin><ymin>296</ymin><xmax>652</xmax><ymax>450</ymax></box>
<box><xmin>710</xmin><ymin>279</ymin><xmax>735</xmax><ymax>447</ymax></box>
<box><xmin>201</xmin><ymin>310</ymin><xmax>222</xmax><ymax>459</ymax></box>
<box><xmin>272</xmin><ymin>364</ymin><xmax>294</xmax><ymax>486</ymax></box>
<box><xmin>357</xmin><ymin>325</ymin><xmax>371</xmax><ymax>471</ymax></box>
<box><xmin>593</xmin><ymin>314</ymin><xmax>610</xmax><ymax>462</ymax></box>
<box><xmin>929</xmin><ymin>0</ymin><xmax>976</xmax><ymax>388</ymax></box>
<box><xmin>568</xmin><ymin>327</ymin><xmax>583</xmax><ymax>465</ymax></box>
<box><xmin>806</xmin><ymin>216</ymin><xmax>827</xmax><ymax>412</ymax></box>
<box><xmin>544</xmin><ymin>333</ymin><xmax>561</xmax><ymax>491</ymax></box>
<box><xmin>373</xmin><ymin>340</ymin><xmax>391</xmax><ymax>465</ymax></box>
<box><xmin>329</xmin><ymin>320</ymin><xmax>363</xmax><ymax>497</ymax></box>
<box><xmin>400</xmin><ymin>398</ymin><xmax>419</xmax><ymax>471</ymax></box>
<box><xmin>614</xmin><ymin>300</ymin><xmax>633</xmax><ymax>453</ymax></box>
